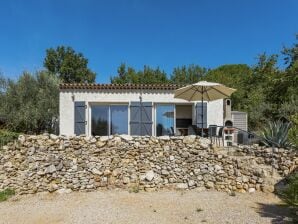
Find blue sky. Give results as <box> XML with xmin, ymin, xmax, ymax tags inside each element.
<box><xmin>0</xmin><ymin>0</ymin><xmax>297</xmax><ymax>83</ymax></box>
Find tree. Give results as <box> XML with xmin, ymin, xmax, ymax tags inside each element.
<box><xmin>0</xmin><ymin>73</ymin><xmax>6</xmax><ymax>102</ymax></box>
<box><xmin>44</xmin><ymin>46</ymin><xmax>96</xmax><ymax>83</ymax></box>
<box><xmin>111</xmin><ymin>64</ymin><xmax>169</xmax><ymax>84</ymax></box>
<box><xmin>204</xmin><ymin>64</ymin><xmax>252</xmax><ymax>110</ymax></box>
<box><xmin>280</xmin><ymin>35</ymin><xmax>298</xmax><ymax>103</ymax></box>
<box><xmin>142</xmin><ymin>65</ymin><xmax>169</xmax><ymax>84</ymax></box>
<box><xmin>0</xmin><ymin>73</ymin><xmax>7</xmax><ymax>126</ymax></box>
<box><xmin>282</xmin><ymin>34</ymin><xmax>298</xmax><ymax>69</ymax></box>
<box><xmin>110</xmin><ymin>64</ymin><xmax>139</xmax><ymax>84</ymax></box>
<box><xmin>170</xmin><ymin>64</ymin><xmax>207</xmax><ymax>84</ymax></box>
<box><xmin>0</xmin><ymin>71</ymin><xmax>59</xmax><ymax>133</ymax></box>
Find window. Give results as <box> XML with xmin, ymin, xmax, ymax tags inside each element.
<box><xmin>91</xmin><ymin>106</ymin><xmax>109</xmax><ymax>136</ymax></box>
<box><xmin>91</xmin><ymin>105</ymin><xmax>128</xmax><ymax>136</ymax></box>
<box><xmin>110</xmin><ymin>105</ymin><xmax>128</xmax><ymax>135</ymax></box>
<box><xmin>156</xmin><ymin>104</ymin><xmax>175</xmax><ymax>136</ymax></box>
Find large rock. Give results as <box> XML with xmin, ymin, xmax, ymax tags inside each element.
<box><xmin>92</xmin><ymin>168</ymin><xmax>103</xmax><ymax>176</ymax></box>
<box><xmin>205</xmin><ymin>181</ymin><xmax>214</xmax><ymax>189</ymax></box>
<box><xmin>99</xmin><ymin>136</ymin><xmax>110</xmax><ymax>142</ymax></box>
<box><xmin>123</xmin><ymin>177</ymin><xmax>130</xmax><ymax>184</ymax></box>
<box><xmin>242</xmin><ymin>176</ymin><xmax>249</xmax><ymax>183</ymax></box>
<box><xmin>158</xmin><ymin>136</ymin><xmax>170</xmax><ymax>141</ymax></box>
<box><xmin>18</xmin><ymin>135</ymin><xmax>26</xmax><ymax>144</ymax></box>
<box><xmin>176</xmin><ymin>183</ymin><xmax>188</xmax><ymax>190</ymax></box>
<box><xmin>96</xmin><ymin>141</ymin><xmax>106</xmax><ymax>148</ymax></box>
<box><xmin>161</xmin><ymin>170</ymin><xmax>169</xmax><ymax>175</ymax></box>
<box><xmin>45</xmin><ymin>165</ymin><xmax>56</xmax><ymax>174</ymax></box>
<box><xmin>214</xmin><ymin>165</ymin><xmax>222</xmax><ymax>171</ymax></box>
<box><xmin>145</xmin><ymin>170</ymin><xmax>155</xmax><ymax>181</ymax></box>
<box><xmin>199</xmin><ymin>138</ymin><xmax>211</xmax><ymax>148</ymax></box>
<box><xmin>50</xmin><ymin>134</ymin><xmax>58</xmax><ymax>140</ymax></box>
<box><xmin>248</xmin><ymin>188</ymin><xmax>256</xmax><ymax>193</ymax></box>
<box><xmin>188</xmin><ymin>180</ymin><xmax>196</xmax><ymax>187</ymax></box>
<box><xmin>120</xmin><ymin>134</ymin><xmax>133</xmax><ymax>141</ymax></box>
<box><xmin>183</xmin><ymin>135</ymin><xmax>196</xmax><ymax>144</ymax></box>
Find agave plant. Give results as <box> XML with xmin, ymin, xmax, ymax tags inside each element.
<box><xmin>261</xmin><ymin>120</ymin><xmax>292</xmax><ymax>148</ymax></box>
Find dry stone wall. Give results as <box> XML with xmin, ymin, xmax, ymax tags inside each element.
<box><xmin>0</xmin><ymin>134</ymin><xmax>297</xmax><ymax>194</ymax></box>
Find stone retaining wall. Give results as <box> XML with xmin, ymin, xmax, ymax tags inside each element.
<box><xmin>0</xmin><ymin>134</ymin><xmax>297</xmax><ymax>194</ymax></box>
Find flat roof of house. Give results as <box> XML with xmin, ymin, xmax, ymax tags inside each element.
<box><xmin>59</xmin><ymin>83</ymin><xmax>184</xmax><ymax>90</ymax></box>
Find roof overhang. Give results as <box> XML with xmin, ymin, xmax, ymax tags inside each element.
<box><xmin>59</xmin><ymin>83</ymin><xmax>185</xmax><ymax>91</ymax></box>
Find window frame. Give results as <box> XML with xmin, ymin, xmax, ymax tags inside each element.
<box><xmin>89</xmin><ymin>103</ymin><xmax>129</xmax><ymax>136</ymax></box>
<box><xmin>155</xmin><ymin>103</ymin><xmax>176</xmax><ymax>136</ymax></box>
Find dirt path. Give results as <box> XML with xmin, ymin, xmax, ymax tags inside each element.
<box><xmin>0</xmin><ymin>190</ymin><xmax>291</xmax><ymax>224</ymax></box>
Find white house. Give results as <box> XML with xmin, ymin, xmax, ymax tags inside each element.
<box><xmin>59</xmin><ymin>83</ymin><xmax>245</xmax><ymax>138</ymax></box>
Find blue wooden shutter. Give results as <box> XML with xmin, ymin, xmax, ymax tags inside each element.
<box><xmin>141</xmin><ymin>102</ymin><xmax>153</xmax><ymax>135</ymax></box>
<box><xmin>196</xmin><ymin>102</ymin><xmax>207</xmax><ymax>128</ymax></box>
<box><xmin>74</xmin><ymin>101</ymin><xmax>86</xmax><ymax>135</ymax></box>
<box><xmin>130</xmin><ymin>102</ymin><xmax>152</xmax><ymax>135</ymax></box>
<box><xmin>130</xmin><ymin>102</ymin><xmax>141</xmax><ymax>135</ymax></box>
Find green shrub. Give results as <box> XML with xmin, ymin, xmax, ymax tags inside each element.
<box><xmin>0</xmin><ymin>129</ymin><xmax>19</xmax><ymax>148</ymax></box>
<box><xmin>0</xmin><ymin>71</ymin><xmax>59</xmax><ymax>134</ymax></box>
<box><xmin>288</xmin><ymin>114</ymin><xmax>298</xmax><ymax>148</ymax></box>
<box><xmin>128</xmin><ymin>184</ymin><xmax>140</xmax><ymax>193</ymax></box>
<box><xmin>0</xmin><ymin>188</ymin><xmax>15</xmax><ymax>202</ymax></box>
<box><xmin>279</xmin><ymin>172</ymin><xmax>298</xmax><ymax>207</ymax></box>
<box><xmin>261</xmin><ymin>120</ymin><xmax>293</xmax><ymax>148</ymax></box>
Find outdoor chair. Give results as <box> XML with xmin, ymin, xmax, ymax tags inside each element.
<box><xmin>208</xmin><ymin>125</ymin><xmax>217</xmax><ymax>143</ymax></box>
<box><xmin>170</xmin><ymin>127</ymin><xmax>175</xmax><ymax>136</ymax></box>
<box><xmin>207</xmin><ymin>125</ymin><xmax>224</xmax><ymax>146</ymax></box>
<box><xmin>216</xmin><ymin>127</ymin><xmax>224</xmax><ymax>146</ymax></box>
<box><xmin>188</xmin><ymin>125</ymin><xmax>197</xmax><ymax>135</ymax></box>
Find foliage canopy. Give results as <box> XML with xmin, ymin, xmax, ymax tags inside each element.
<box><xmin>44</xmin><ymin>46</ymin><xmax>96</xmax><ymax>83</ymax></box>
<box><xmin>0</xmin><ymin>71</ymin><xmax>59</xmax><ymax>133</ymax></box>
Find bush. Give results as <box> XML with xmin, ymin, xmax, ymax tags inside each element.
<box><xmin>279</xmin><ymin>172</ymin><xmax>298</xmax><ymax>207</ymax></box>
<box><xmin>0</xmin><ymin>129</ymin><xmax>19</xmax><ymax>148</ymax></box>
<box><xmin>261</xmin><ymin>120</ymin><xmax>293</xmax><ymax>148</ymax></box>
<box><xmin>0</xmin><ymin>188</ymin><xmax>15</xmax><ymax>202</ymax></box>
<box><xmin>0</xmin><ymin>71</ymin><xmax>59</xmax><ymax>134</ymax></box>
<box><xmin>288</xmin><ymin>114</ymin><xmax>298</xmax><ymax>148</ymax></box>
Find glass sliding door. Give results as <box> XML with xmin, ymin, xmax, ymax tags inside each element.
<box><xmin>110</xmin><ymin>105</ymin><xmax>128</xmax><ymax>135</ymax></box>
<box><xmin>91</xmin><ymin>106</ymin><xmax>109</xmax><ymax>136</ymax></box>
<box><xmin>91</xmin><ymin>105</ymin><xmax>128</xmax><ymax>136</ymax></box>
<box><xmin>156</xmin><ymin>104</ymin><xmax>175</xmax><ymax>136</ymax></box>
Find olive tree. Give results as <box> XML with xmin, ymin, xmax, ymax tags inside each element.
<box><xmin>0</xmin><ymin>71</ymin><xmax>59</xmax><ymax>133</ymax></box>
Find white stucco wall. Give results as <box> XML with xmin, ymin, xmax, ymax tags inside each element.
<box><xmin>59</xmin><ymin>89</ymin><xmax>224</xmax><ymax>136</ymax></box>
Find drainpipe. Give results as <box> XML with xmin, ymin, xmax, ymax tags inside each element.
<box><xmin>139</xmin><ymin>93</ymin><xmax>142</xmax><ymax>135</ymax></box>
<box><xmin>201</xmin><ymin>86</ymin><xmax>204</xmax><ymax>137</ymax></box>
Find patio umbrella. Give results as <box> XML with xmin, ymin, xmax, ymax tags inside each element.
<box><xmin>174</xmin><ymin>81</ymin><xmax>236</xmax><ymax>136</ymax></box>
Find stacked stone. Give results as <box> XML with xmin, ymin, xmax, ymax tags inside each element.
<box><xmin>0</xmin><ymin>134</ymin><xmax>296</xmax><ymax>194</ymax></box>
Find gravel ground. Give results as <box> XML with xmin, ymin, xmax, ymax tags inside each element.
<box><xmin>0</xmin><ymin>190</ymin><xmax>292</xmax><ymax>224</ymax></box>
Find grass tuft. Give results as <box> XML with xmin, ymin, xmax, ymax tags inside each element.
<box><xmin>196</xmin><ymin>208</ymin><xmax>203</xmax><ymax>212</ymax></box>
<box><xmin>229</xmin><ymin>191</ymin><xmax>236</xmax><ymax>197</ymax></box>
<box><xmin>0</xmin><ymin>129</ymin><xmax>20</xmax><ymax>149</ymax></box>
<box><xmin>128</xmin><ymin>184</ymin><xmax>140</xmax><ymax>193</ymax></box>
<box><xmin>0</xmin><ymin>188</ymin><xmax>15</xmax><ymax>202</ymax></box>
